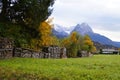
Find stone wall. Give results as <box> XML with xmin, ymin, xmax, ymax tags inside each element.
<box><xmin>14</xmin><ymin>48</ymin><xmax>41</xmax><ymax>58</ymax></box>
<box><xmin>14</xmin><ymin>46</ymin><xmax>67</xmax><ymax>58</ymax></box>
<box><xmin>77</xmin><ymin>51</ymin><xmax>93</xmax><ymax>57</ymax></box>
<box><xmin>0</xmin><ymin>38</ymin><xmax>14</xmax><ymax>59</ymax></box>
<box><xmin>42</xmin><ymin>46</ymin><xmax>67</xmax><ymax>58</ymax></box>
<box><xmin>0</xmin><ymin>38</ymin><xmax>67</xmax><ymax>59</ymax></box>
<box><xmin>0</xmin><ymin>49</ymin><xmax>13</xmax><ymax>59</ymax></box>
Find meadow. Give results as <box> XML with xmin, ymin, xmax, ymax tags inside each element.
<box><xmin>0</xmin><ymin>55</ymin><xmax>120</xmax><ymax>80</ymax></box>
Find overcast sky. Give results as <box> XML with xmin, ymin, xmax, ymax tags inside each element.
<box><xmin>51</xmin><ymin>0</ymin><xmax>120</xmax><ymax>42</ymax></box>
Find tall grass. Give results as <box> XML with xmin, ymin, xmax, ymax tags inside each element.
<box><xmin>0</xmin><ymin>55</ymin><xmax>120</xmax><ymax>80</ymax></box>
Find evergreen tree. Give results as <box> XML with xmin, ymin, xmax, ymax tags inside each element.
<box><xmin>0</xmin><ymin>0</ymin><xmax>55</xmax><ymax>48</ymax></box>
<box><xmin>0</xmin><ymin>0</ymin><xmax>54</xmax><ymax>28</ymax></box>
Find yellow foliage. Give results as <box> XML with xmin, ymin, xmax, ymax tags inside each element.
<box><xmin>61</xmin><ymin>38</ymin><xmax>70</xmax><ymax>47</ymax></box>
<box><xmin>91</xmin><ymin>46</ymin><xmax>97</xmax><ymax>52</ymax></box>
<box><xmin>70</xmin><ymin>32</ymin><xmax>77</xmax><ymax>43</ymax></box>
<box><xmin>84</xmin><ymin>39</ymin><xmax>93</xmax><ymax>46</ymax></box>
<box><xmin>83</xmin><ymin>35</ymin><xmax>96</xmax><ymax>52</ymax></box>
<box><xmin>38</xmin><ymin>18</ymin><xmax>58</xmax><ymax>47</ymax></box>
<box><xmin>84</xmin><ymin>35</ymin><xmax>93</xmax><ymax>45</ymax></box>
<box><xmin>39</xmin><ymin>21</ymin><xmax>52</xmax><ymax>35</ymax></box>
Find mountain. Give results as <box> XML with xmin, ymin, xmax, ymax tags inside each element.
<box><xmin>113</xmin><ymin>42</ymin><xmax>120</xmax><ymax>47</ymax></box>
<box><xmin>72</xmin><ymin>23</ymin><xmax>120</xmax><ymax>47</ymax></box>
<box><xmin>52</xmin><ymin>24</ymin><xmax>69</xmax><ymax>38</ymax></box>
<box><xmin>88</xmin><ymin>33</ymin><xmax>120</xmax><ymax>47</ymax></box>
<box><xmin>72</xmin><ymin>23</ymin><xmax>93</xmax><ymax>35</ymax></box>
<box><xmin>52</xmin><ymin>23</ymin><xmax>120</xmax><ymax>47</ymax></box>
<box><xmin>93</xmin><ymin>41</ymin><xmax>118</xmax><ymax>50</ymax></box>
<box><xmin>54</xmin><ymin>24</ymin><xmax>75</xmax><ymax>34</ymax></box>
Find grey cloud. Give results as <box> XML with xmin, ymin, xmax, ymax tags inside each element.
<box><xmin>51</xmin><ymin>0</ymin><xmax>120</xmax><ymax>41</ymax></box>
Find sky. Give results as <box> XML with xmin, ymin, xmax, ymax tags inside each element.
<box><xmin>50</xmin><ymin>0</ymin><xmax>120</xmax><ymax>42</ymax></box>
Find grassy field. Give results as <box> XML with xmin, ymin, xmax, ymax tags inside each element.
<box><xmin>0</xmin><ymin>55</ymin><xmax>120</xmax><ymax>80</ymax></box>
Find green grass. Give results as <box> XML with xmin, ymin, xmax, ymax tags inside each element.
<box><xmin>0</xmin><ymin>55</ymin><xmax>120</xmax><ymax>80</ymax></box>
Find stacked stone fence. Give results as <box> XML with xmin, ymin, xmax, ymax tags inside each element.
<box><xmin>0</xmin><ymin>49</ymin><xmax>13</xmax><ymax>59</ymax></box>
<box><xmin>14</xmin><ymin>46</ymin><xmax>67</xmax><ymax>58</ymax></box>
<box><xmin>14</xmin><ymin>48</ymin><xmax>47</xmax><ymax>58</ymax></box>
<box><xmin>77</xmin><ymin>51</ymin><xmax>93</xmax><ymax>57</ymax></box>
<box><xmin>0</xmin><ymin>37</ymin><xmax>67</xmax><ymax>59</ymax></box>
<box><xmin>42</xmin><ymin>46</ymin><xmax>67</xmax><ymax>58</ymax></box>
<box><xmin>0</xmin><ymin>47</ymin><xmax>67</xmax><ymax>59</ymax></box>
<box><xmin>0</xmin><ymin>38</ymin><xmax>14</xmax><ymax>59</ymax></box>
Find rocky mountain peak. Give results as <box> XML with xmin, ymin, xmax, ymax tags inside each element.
<box><xmin>73</xmin><ymin>23</ymin><xmax>93</xmax><ymax>35</ymax></box>
<box><xmin>81</xmin><ymin>22</ymin><xmax>89</xmax><ymax>27</ymax></box>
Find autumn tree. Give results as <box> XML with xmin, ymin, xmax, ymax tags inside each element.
<box><xmin>39</xmin><ymin>20</ymin><xmax>53</xmax><ymax>47</ymax></box>
<box><xmin>61</xmin><ymin>32</ymin><xmax>96</xmax><ymax>57</ymax></box>
<box><xmin>68</xmin><ymin>32</ymin><xmax>78</xmax><ymax>57</ymax></box>
<box><xmin>61</xmin><ymin>32</ymin><xmax>82</xmax><ymax>57</ymax></box>
<box><xmin>82</xmin><ymin>35</ymin><xmax>96</xmax><ymax>53</ymax></box>
<box><xmin>61</xmin><ymin>38</ymin><xmax>70</xmax><ymax>48</ymax></box>
<box><xmin>30</xmin><ymin>18</ymin><xmax>59</xmax><ymax>50</ymax></box>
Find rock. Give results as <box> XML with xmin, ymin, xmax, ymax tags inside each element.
<box><xmin>0</xmin><ymin>37</ymin><xmax>14</xmax><ymax>59</ymax></box>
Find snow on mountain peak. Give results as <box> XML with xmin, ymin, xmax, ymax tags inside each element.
<box><xmin>54</xmin><ymin>22</ymin><xmax>93</xmax><ymax>35</ymax></box>
<box><xmin>54</xmin><ymin>24</ymin><xmax>75</xmax><ymax>34</ymax></box>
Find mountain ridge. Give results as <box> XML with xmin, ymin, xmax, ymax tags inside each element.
<box><xmin>52</xmin><ymin>23</ymin><xmax>120</xmax><ymax>48</ymax></box>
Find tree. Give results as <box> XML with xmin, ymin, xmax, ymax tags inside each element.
<box><xmin>0</xmin><ymin>0</ymin><xmax>55</xmax><ymax>38</ymax></box>
<box><xmin>61</xmin><ymin>32</ymin><xmax>82</xmax><ymax>57</ymax></box>
<box><xmin>0</xmin><ymin>0</ymin><xmax>55</xmax><ymax>48</ymax></box>
<box><xmin>39</xmin><ymin>20</ymin><xmax>53</xmax><ymax>47</ymax></box>
<box><xmin>30</xmin><ymin>18</ymin><xmax>59</xmax><ymax>49</ymax></box>
<box><xmin>82</xmin><ymin>35</ymin><xmax>96</xmax><ymax>53</ymax></box>
<box><xmin>0</xmin><ymin>0</ymin><xmax>55</xmax><ymax>29</ymax></box>
<box><xmin>61</xmin><ymin>32</ymin><xmax>97</xmax><ymax>57</ymax></box>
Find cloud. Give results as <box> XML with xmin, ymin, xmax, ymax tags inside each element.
<box><xmin>51</xmin><ymin>0</ymin><xmax>120</xmax><ymax>41</ymax></box>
